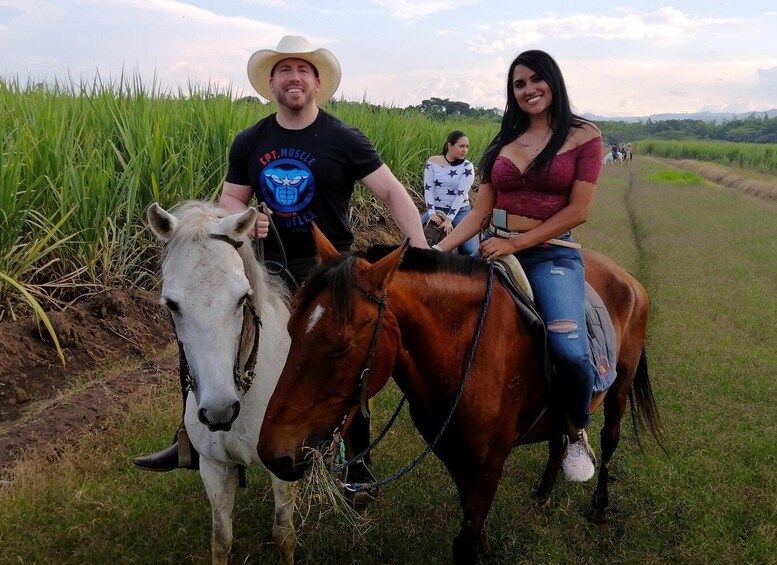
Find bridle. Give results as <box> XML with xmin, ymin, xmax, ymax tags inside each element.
<box><xmin>331</xmin><ymin>262</ymin><xmax>496</xmax><ymax>492</ymax></box>
<box><xmin>174</xmin><ymin>233</ymin><xmax>263</xmax><ymax>396</ymax></box>
<box><xmin>332</xmin><ymin>284</ymin><xmax>389</xmax><ymax>435</ymax></box>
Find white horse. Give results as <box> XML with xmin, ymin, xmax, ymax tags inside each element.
<box><xmin>147</xmin><ymin>201</ymin><xmax>296</xmax><ymax>565</ymax></box>
<box><xmin>602</xmin><ymin>151</ymin><xmax>624</xmax><ymax>165</ymax></box>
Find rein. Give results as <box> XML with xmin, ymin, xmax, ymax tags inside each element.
<box><xmin>173</xmin><ymin>233</ymin><xmax>263</xmax><ymax>395</ymax></box>
<box><xmin>254</xmin><ymin>202</ymin><xmax>299</xmax><ymax>291</ymax></box>
<box><xmin>335</xmin><ymin>262</ymin><xmax>496</xmax><ymax>492</ymax></box>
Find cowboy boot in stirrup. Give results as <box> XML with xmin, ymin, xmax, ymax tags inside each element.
<box><xmin>132</xmin><ymin>428</ymin><xmax>199</xmax><ymax>472</ymax></box>
<box><xmin>135</xmin><ymin>337</ymin><xmax>202</xmax><ymax>472</ymax></box>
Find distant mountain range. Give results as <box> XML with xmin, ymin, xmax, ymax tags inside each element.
<box><xmin>583</xmin><ymin>109</ymin><xmax>777</xmax><ymax>124</ymax></box>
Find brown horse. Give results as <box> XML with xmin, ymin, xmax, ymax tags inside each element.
<box><xmin>257</xmin><ymin>227</ymin><xmax>664</xmax><ymax>564</ymax></box>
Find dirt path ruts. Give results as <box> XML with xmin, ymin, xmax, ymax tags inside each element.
<box><xmin>0</xmin><ymin>289</ymin><xmax>175</xmax><ymax>472</ymax></box>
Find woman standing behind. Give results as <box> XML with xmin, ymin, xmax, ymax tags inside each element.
<box><xmin>422</xmin><ymin>131</ymin><xmax>478</xmax><ymax>255</ymax></box>
<box><xmin>435</xmin><ymin>50</ymin><xmax>603</xmax><ymax>482</ymax></box>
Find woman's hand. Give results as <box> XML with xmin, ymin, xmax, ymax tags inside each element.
<box><xmin>441</xmin><ymin>218</ymin><xmax>453</xmax><ymax>234</ymax></box>
<box><xmin>478</xmin><ymin>235</ymin><xmax>521</xmax><ymax>260</ymax></box>
<box><xmin>429</xmin><ymin>214</ymin><xmax>443</xmax><ymax>226</ymax></box>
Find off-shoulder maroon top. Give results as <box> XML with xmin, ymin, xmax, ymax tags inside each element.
<box><xmin>491</xmin><ymin>136</ymin><xmax>602</xmax><ymax>220</ymax></box>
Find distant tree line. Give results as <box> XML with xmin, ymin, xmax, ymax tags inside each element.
<box><xmin>597</xmin><ymin>113</ymin><xmax>777</xmax><ymax>145</ymax></box>
<box><xmin>405</xmin><ymin>99</ymin><xmax>777</xmax><ymax>144</ymax></box>
<box><xmin>408</xmin><ymin>97</ymin><xmax>503</xmax><ymax>122</ymax></box>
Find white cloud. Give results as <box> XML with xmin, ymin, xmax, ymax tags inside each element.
<box><xmin>354</xmin><ymin>49</ymin><xmax>776</xmax><ymax>116</ymax></box>
<box><xmin>234</xmin><ymin>0</ymin><xmax>289</xmax><ymax>7</ymax></box>
<box><xmin>564</xmin><ymin>58</ymin><xmax>777</xmax><ymax>116</ymax></box>
<box><xmin>0</xmin><ymin>0</ymin><xmax>289</xmax><ymax>95</ymax></box>
<box><xmin>371</xmin><ymin>0</ymin><xmax>479</xmax><ymax>21</ymax></box>
<box><xmin>468</xmin><ymin>7</ymin><xmax>740</xmax><ymax>54</ymax></box>
<box><xmin>757</xmin><ymin>66</ymin><xmax>777</xmax><ymax>96</ymax></box>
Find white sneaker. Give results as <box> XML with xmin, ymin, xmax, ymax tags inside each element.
<box><xmin>562</xmin><ymin>430</ymin><xmax>596</xmax><ymax>482</ymax></box>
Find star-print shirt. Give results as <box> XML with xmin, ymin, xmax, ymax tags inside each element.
<box><xmin>423</xmin><ymin>158</ymin><xmax>475</xmax><ymax>220</ymax></box>
<box><xmin>489</xmin><ymin>137</ymin><xmax>602</xmax><ymax>220</ymax></box>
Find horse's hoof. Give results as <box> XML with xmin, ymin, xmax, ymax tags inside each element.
<box><xmin>344</xmin><ymin>487</ymin><xmax>378</xmax><ymax>511</ymax></box>
<box><xmin>586</xmin><ymin>505</ymin><xmax>608</xmax><ymax>524</ymax></box>
<box><xmin>531</xmin><ymin>493</ymin><xmax>552</xmax><ymax>510</ymax></box>
<box><xmin>261</xmin><ymin>529</ymin><xmax>276</xmax><ymax>546</ymax></box>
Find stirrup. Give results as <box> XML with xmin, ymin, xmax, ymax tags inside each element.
<box><xmin>132</xmin><ymin>429</ymin><xmax>196</xmax><ymax>472</ymax></box>
<box><xmin>132</xmin><ymin>443</ymin><xmax>180</xmax><ymax>472</ymax></box>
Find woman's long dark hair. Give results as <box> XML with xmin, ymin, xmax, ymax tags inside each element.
<box><xmin>479</xmin><ymin>50</ymin><xmax>589</xmax><ymax>181</ymax></box>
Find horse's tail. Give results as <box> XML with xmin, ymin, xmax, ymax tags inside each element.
<box><xmin>628</xmin><ymin>348</ymin><xmax>668</xmax><ymax>453</ymax></box>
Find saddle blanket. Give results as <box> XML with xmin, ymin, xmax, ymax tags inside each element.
<box><xmin>584</xmin><ymin>282</ymin><xmax>617</xmax><ymax>393</ymax></box>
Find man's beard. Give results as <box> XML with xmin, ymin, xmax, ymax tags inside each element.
<box><xmin>276</xmin><ymin>88</ymin><xmax>316</xmax><ymax>111</ymax></box>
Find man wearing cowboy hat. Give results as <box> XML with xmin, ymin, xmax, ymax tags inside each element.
<box><xmin>221</xmin><ymin>34</ymin><xmax>427</xmax><ymax>278</ymax></box>
<box><xmin>134</xmin><ymin>36</ymin><xmax>426</xmax><ymax>490</ymax></box>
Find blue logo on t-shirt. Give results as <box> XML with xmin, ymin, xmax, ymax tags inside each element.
<box><xmin>260</xmin><ymin>158</ymin><xmax>315</xmax><ymax>213</ymax></box>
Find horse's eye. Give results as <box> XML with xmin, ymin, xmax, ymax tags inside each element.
<box><xmin>165</xmin><ymin>299</ymin><xmax>180</xmax><ymax>313</ymax></box>
<box><xmin>327</xmin><ymin>343</ymin><xmax>352</xmax><ymax>358</ymax></box>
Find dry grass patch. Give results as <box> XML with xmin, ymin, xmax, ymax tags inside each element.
<box><xmin>673</xmin><ymin>159</ymin><xmax>777</xmax><ymax>202</ymax></box>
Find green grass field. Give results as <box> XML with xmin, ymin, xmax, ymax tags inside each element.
<box><xmin>639</xmin><ymin>139</ymin><xmax>777</xmax><ymax>174</ymax></box>
<box><xmin>1</xmin><ymin>156</ymin><xmax>775</xmax><ymax>564</ymax></box>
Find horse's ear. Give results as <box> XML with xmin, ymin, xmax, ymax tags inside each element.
<box><xmin>312</xmin><ymin>222</ymin><xmax>340</xmax><ymax>263</ymax></box>
<box><xmin>147</xmin><ymin>203</ymin><xmax>178</xmax><ymax>242</ymax></box>
<box><xmin>364</xmin><ymin>238</ymin><xmax>410</xmax><ymax>292</ymax></box>
<box><xmin>218</xmin><ymin>208</ymin><xmax>258</xmax><ymax>239</ymax></box>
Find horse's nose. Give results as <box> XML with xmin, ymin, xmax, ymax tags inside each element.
<box><xmin>198</xmin><ymin>401</ymin><xmax>241</xmax><ymax>432</ymax></box>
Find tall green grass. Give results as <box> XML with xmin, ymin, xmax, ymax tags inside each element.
<box><xmin>0</xmin><ymin>77</ymin><xmax>254</xmax><ymax>310</ymax></box>
<box><xmin>0</xmin><ymin>77</ymin><xmax>497</xmax><ymax>319</ymax></box>
<box><xmin>640</xmin><ymin>139</ymin><xmax>777</xmax><ymax>173</ymax></box>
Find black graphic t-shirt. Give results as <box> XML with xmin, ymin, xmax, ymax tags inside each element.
<box><xmin>225</xmin><ymin>110</ymin><xmax>382</xmax><ymax>279</ymax></box>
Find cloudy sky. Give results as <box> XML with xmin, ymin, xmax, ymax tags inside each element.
<box><xmin>1</xmin><ymin>0</ymin><xmax>776</xmax><ymax>117</ymax></box>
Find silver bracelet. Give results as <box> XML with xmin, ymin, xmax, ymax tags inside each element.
<box><xmin>431</xmin><ymin>244</ymin><xmax>443</xmax><ymax>251</ymax></box>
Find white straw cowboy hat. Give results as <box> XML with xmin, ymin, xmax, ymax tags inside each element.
<box><xmin>247</xmin><ymin>35</ymin><xmax>341</xmax><ymax>102</ymax></box>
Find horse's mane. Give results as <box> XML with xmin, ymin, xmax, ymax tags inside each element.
<box><xmin>294</xmin><ymin>255</ymin><xmax>359</xmax><ymax>323</ymax></box>
<box><xmin>164</xmin><ymin>201</ymin><xmax>229</xmax><ymax>251</ymax></box>
<box><xmin>163</xmin><ymin>201</ymin><xmax>290</xmax><ymax>311</ymax></box>
<box><xmin>294</xmin><ymin>246</ymin><xmax>487</xmax><ymax>320</ymax></box>
<box><xmin>364</xmin><ymin>245</ymin><xmax>488</xmax><ymax>277</ymax></box>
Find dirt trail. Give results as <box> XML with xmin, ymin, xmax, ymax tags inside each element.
<box><xmin>0</xmin><ymin>290</ymin><xmax>175</xmax><ymax>472</ymax></box>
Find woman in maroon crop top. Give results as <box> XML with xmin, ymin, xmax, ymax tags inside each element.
<box><xmin>436</xmin><ymin>49</ymin><xmax>603</xmax><ymax>483</ymax></box>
